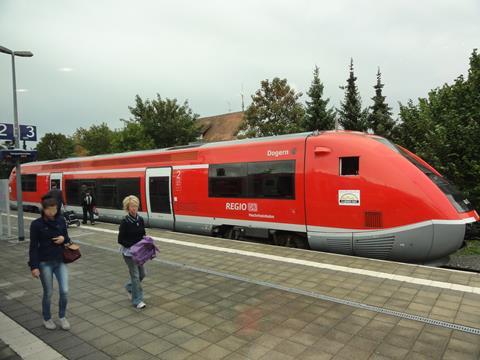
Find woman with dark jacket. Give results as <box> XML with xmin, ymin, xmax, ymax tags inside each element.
<box><xmin>29</xmin><ymin>195</ymin><xmax>71</xmax><ymax>330</ymax></box>
<box><xmin>118</xmin><ymin>195</ymin><xmax>147</xmax><ymax>309</ymax></box>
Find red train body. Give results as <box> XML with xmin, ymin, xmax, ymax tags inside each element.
<box><xmin>9</xmin><ymin>131</ymin><xmax>479</xmax><ymax>263</ymax></box>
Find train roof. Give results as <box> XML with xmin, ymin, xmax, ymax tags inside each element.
<box><xmin>23</xmin><ymin>130</ymin><xmax>375</xmax><ymax>169</ymax></box>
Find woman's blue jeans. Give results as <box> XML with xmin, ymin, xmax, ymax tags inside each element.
<box><xmin>38</xmin><ymin>261</ymin><xmax>69</xmax><ymax>321</ymax></box>
<box><xmin>123</xmin><ymin>256</ymin><xmax>145</xmax><ymax>306</ymax></box>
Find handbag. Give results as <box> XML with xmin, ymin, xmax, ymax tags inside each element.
<box><xmin>63</xmin><ymin>243</ymin><xmax>81</xmax><ymax>263</ymax></box>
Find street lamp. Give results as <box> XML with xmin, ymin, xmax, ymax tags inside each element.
<box><xmin>0</xmin><ymin>45</ymin><xmax>33</xmax><ymax>241</ymax></box>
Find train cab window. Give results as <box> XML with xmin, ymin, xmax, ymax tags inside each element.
<box><xmin>247</xmin><ymin>160</ymin><xmax>295</xmax><ymax>199</ymax></box>
<box><xmin>149</xmin><ymin>177</ymin><xmax>171</xmax><ymax>213</ymax></box>
<box><xmin>209</xmin><ymin>163</ymin><xmax>247</xmax><ymax>198</ymax></box>
<box><xmin>21</xmin><ymin>174</ymin><xmax>37</xmax><ymax>192</ymax></box>
<box><xmin>340</xmin><ymin>157</ymin><xmax>359</xmax><ymax>176</ymax></box>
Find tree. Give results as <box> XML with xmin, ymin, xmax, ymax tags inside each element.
<box><xmin>367</xmin><ymin>68</ymin><xmax>396</xmax><ymax>137</ymax></box>
<box><xmin>303</xmin><ymin>66</ymin><xmax>336</xmax><ymax>131</ymax></box>
<box><xmin>36</xmin><ymin>133</ymin><xmax>75</xmax><ymax>161</ymax></box>
<box><xmin>125</xmin><ymin>95</ymin><xmax>200</xmax><ymax>149</ymax></box>
<box><xmin>112</xmin><ymin>121</ymin><xmax>155</xmax><ymax>152</ymax></box>
<box><xmin>394</xmin><ymin>49</ymin><xmax>480</xmax><ymax>209</ymax></box>
<box><xmin>241</xmin><ymin>78</ymin><xmax>305</xmax><ymax>138</ymax></box>
<box><xmin>338</xmin><ymin>58</ymin><xmax>368</xmax><ymax>131</ymax></box>
<box><xmin>73</xmin><ymin>123</ymin><xmax>115</xmax><ymax>156</ymax></box>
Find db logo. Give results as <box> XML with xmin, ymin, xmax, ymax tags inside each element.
<box><xmin>248</xmin><ymin>203</ymin><xmax>258</xmax><ymax>212</ymax></box>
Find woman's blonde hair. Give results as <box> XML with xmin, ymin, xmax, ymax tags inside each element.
<box><xmin>123</xmin><ymin>195</ymin><xmax>140</xmax><ymax>211</ymax></box>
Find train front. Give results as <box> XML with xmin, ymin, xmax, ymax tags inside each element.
<box><xmin>387</xmin><ymin>140</ymin><xmax>479</xmax><ymax>262</ymax></box>
<box><xmin>305</xmin><ymin>132</ymin><xmax>479</xmax><ymax>264</ymax></box>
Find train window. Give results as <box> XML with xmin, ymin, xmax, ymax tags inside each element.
<box><xmin>209</xmin><ymin>163</ymin><xmax>247</xmax><ymax>198</ymax></box>
<box><xmin>340</xmin><ymin>157</ymin><xmax>359</xmax><ymax>176</ymax></box>
<box><xmin>247</xmin><ymin>160</ymin><xmax>295</xmax><ymax>199</ymax></box>
<box><xmin>149</xmin><ymin>177</ymin><xmax>171</xmax><ymax>213</ymax></box>
<box><xmin>117</xmin><ymin>178</ymin><xmax>142</xmax><ymax>211</ymax></box>
<box><xmin>50</xmin><ymin>179</ymin><xmax>61</xmax><ymax>189</ymax></box>
<box><xmin>65</xmin><ymin>180</ymin><xmax>97</xmax><ymax>206</ymax></box>
<box><xmin>21</xmin><ymin>174</ymin><xmax>37</xmax><ymax>192</ymax></box>
<box><xmin>65</xmin><ymin>178</ymin><xmax>141</xmax><ymax>210</ymax></box>
<box><xmin>96</xmin><ymin>179</ymin><xmax>118</xmax><ymax>209</ymax></box>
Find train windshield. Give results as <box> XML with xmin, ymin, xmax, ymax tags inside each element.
<box><xmin>373</xmin><ymin>137</ymin><xmax>474</xmax><ymax>213</ymax></box>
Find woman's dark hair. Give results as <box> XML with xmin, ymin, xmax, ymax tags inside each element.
<box><xmin>41</xmin><ymin>195</ymin><xmax>57</xmax><ymax>209</ymax></box>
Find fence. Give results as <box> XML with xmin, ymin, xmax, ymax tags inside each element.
<box><xmin>0</xmin><ymin>179</ymin><xmax>12</xmax><ymax>240</ymax></box>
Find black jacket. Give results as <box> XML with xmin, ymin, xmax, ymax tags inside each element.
<box><xmin>81</xmin><ymin>193</ymin><xmax>96</xmax><ymax>208</ymax></box>
<box><xmin>29</xmin><ymin>215</ymin><xmax>71</xmax><ymax>270</ymax></box>
<box><xmin>118</xmin><ymin>215</ymin><xmax>146</xmax><ymax>248</ymax></box>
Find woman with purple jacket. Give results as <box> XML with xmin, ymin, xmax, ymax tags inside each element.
<box><xmin>118</xmin><ymin>195</ymin><xmax>147</xmax><ymax>309</ymax></box>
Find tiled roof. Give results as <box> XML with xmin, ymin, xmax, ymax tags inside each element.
<box><xmin>197</xmin><ymin>111</ymin><xmax>245</xmax><ymax>142</ymax></box>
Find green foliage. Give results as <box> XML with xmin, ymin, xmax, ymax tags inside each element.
<box><xmin>455</xmin><ymin>240</ymin><xmax>480</xmax><ymax>255</ymax></box>
<box><xmin>393</xmin><ymin>49</ymin><xmax>480</xmax><ymax>209</ymax></box>
<box><xmin>241</xmin><ymin>78</ymin><xmax>305</xmax><ymax>138</ymax></box>
<box><xmin>125</xmin><ymin>95</ymin><xmax>200</xmax><ymax>149</ymax></box>
<box><xmin>36</xmin><ymin>133</ymin><xmax>75</xmax><ymax>161</ymax></box>
<box><xmin>303</xmin><ymin>66</ymin><xmax>336</xmax><ymax>131</ymax></box>
<box><xmin>368</xmin><ymin>68</ymin><xmax>396</xmax><ymax>137</ymax></box>
<box><xmin>73</xmin><ymin>123</ymin><xmax>116</xmax><ymax>156</ymax></box>
<box><xmin>111</xmin><ymin>121</ymin><xmax>155</xmax><ymax>152</ymax></box>
<box><xmin>338</xmin><ymin>59</ymin><xmax>368</xmax><ymax>131</ymax></box>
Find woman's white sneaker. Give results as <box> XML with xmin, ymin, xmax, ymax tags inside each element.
<box><xmin>43</xmin><ymin>319</ymin><xmax>56</xmax><ymax>330</ymax></box>
<box><xmin>59</xmin><ymin>317</ymin><xmax>70</xmax><ymax>330</ymax></box>
<box><xmin>136</xmin><ymin>301</ymin><xmax>146</xmax><ymax>309</ymax></box>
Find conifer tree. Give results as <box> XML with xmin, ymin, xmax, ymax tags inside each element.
<box><xmin>303</xmin><ymin>66</ymin><xmax>335</xmax><ymax>131</ymax></box>
<box><xmin>368</xmin><ymin>68</ymin><xmax>395</xmax><ymax>137</ymax></box>
<box><xmin>338</xmin><ymin>58</ymin><xmax>368</xmax><ymax>131</ymax></box>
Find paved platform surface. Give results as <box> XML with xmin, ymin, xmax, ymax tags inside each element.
<box><xmin>0</xmin><ymin>213</ymin><xmax>479</xmax><ymax>359</ymax></box>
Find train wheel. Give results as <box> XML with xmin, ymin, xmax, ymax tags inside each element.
<box><xmin>223</xmin><ymin>227</ymin><xmax>240</xmax><ymax>240</ymax></box>
<box><xmin>275</xmin><ymin>233</ymin><xmax>308</xmax><ymax>249</ymax></box>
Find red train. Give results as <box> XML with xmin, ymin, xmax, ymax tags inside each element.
<box><xmin>9</xmin><ymin>131</ymin><xmax>479</xmax><ymax>263</ymax></box>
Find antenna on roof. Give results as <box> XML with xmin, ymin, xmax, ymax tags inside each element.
<box><xmin>241</xmin><ymin>83</ymin><xmax>245</xmax><ymax>112</ymax></box>
<box><xmin>227</xmin><ymin>101</ymin><xmax>232</xmax><ymax>113</ymax></box>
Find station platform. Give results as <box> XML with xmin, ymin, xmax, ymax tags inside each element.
<box><xmin>0</xmin><ymin>212</ymin><xmax>479</xmax><ymax>359</ymax></box>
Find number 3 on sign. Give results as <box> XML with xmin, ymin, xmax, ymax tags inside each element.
<box><xmin>20</xmin><ymin>124</ymin><xmax>37</xmax><ymax>141</ymax></box>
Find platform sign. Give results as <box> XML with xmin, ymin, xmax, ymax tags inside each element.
<box><xmin>0</xmin><ymin>149</ymin><xmax>38</xmax><ymax>163</ymax></box>
<box><xmin>0</xmin><ymin>123</ymin><xmax>14</xmax><ymax>141</ymax></box>
<box><xmin>20</xmin><ymin>125</ymin><xmax>37</xmax><ymax>141</ymax></box>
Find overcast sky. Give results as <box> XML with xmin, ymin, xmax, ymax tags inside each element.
<box><xmin>1</xmin><ymin>0</ymin><xmax>479</xmax><ymax>141</ymax></box>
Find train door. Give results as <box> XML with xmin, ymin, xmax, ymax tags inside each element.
<box><xmin>50</xmin><ymin>173</ymin><xmax>63</xmax><ymax>190</ymax></box>
<box><xmin>145</xmin><ymin>167</ymin><xmax>174</xmax><ymax>230</ymax></box>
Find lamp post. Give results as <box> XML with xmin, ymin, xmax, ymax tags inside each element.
<box><xmin>0</xmin><ymin>45</ymin><xmax>33</xmax><ymax>241</ymax></box>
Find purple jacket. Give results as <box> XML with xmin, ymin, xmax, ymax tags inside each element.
<box><xmin>129</xmin><ymin>236</ymin><xmax>159</xmax><ymax>265</ymax></box>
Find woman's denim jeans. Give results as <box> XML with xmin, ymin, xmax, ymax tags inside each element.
<box><xmin>123</xmin><ymin>255</ymin><xmax>145</xmax><ymax>306</ymax></box>
<box><xmin>39</xmin><ymin>261</ymin><xmax>69</xmax><ymax>321</ymax></box>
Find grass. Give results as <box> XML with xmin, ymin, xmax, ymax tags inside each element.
<box><xmin>455</xmin><ymin>239</ymin><xmax>480</xmax><ymax>256</ymax></box>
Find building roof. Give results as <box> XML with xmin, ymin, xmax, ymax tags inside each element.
<box><xmin>196</xmin><ymin>111</ymin><xmax>245</xmax><ymax>142</ymax></box>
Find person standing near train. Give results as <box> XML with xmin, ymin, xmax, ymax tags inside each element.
<box><xmin>81</xmin><ymin>189</ymin><xmax>96</xmax><ymax>225</ymax></box>
<box><xmin>118</xmin><ymin>195</ymin><xmax>147</xmax><ymax>309</ymax></box>
<box><xmin>29</xmin><ymin>195</ymin><xmax>71</xmax><ymax>330</ymax></box>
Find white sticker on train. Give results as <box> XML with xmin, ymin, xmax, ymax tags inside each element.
<box><xmin>338</xmin><ymin>190</ymin><xmax>360</xmax><ymax>206</ymax></box>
